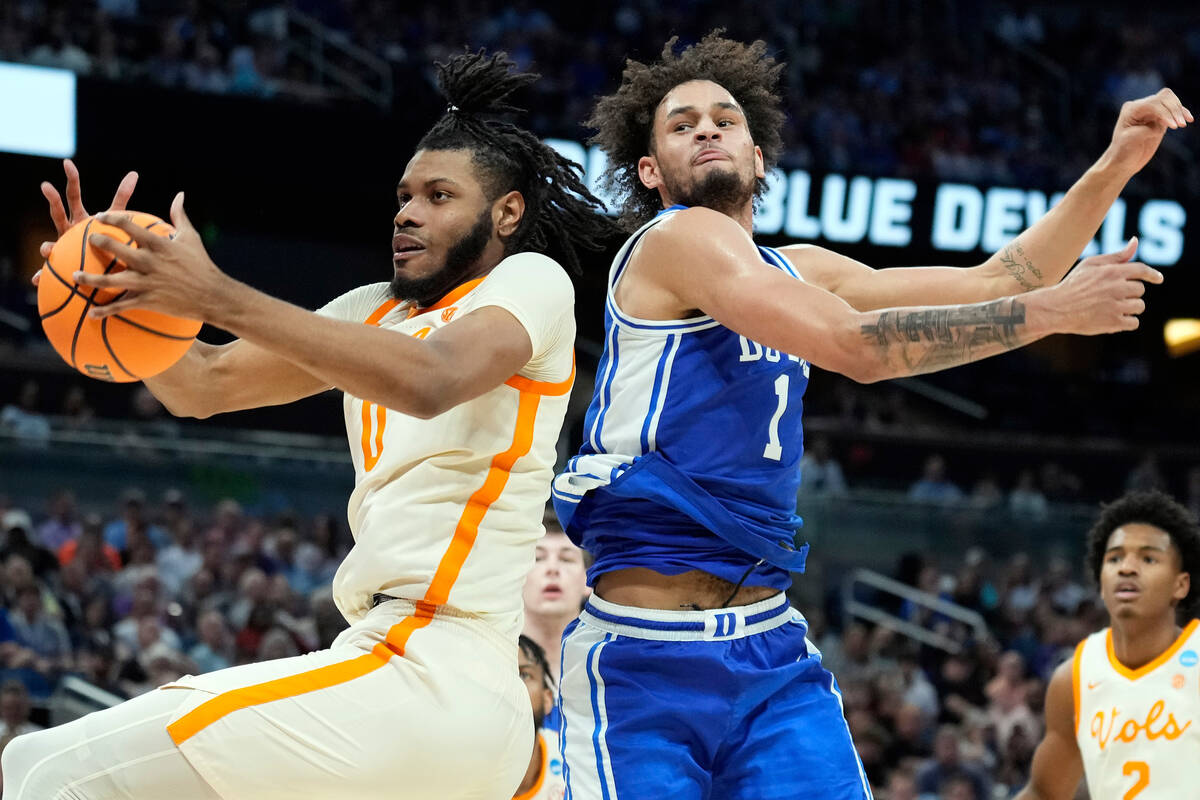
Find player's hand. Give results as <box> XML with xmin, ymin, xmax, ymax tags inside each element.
<box><xmin>75</xmin><ymin>193</ymin><xmax>231</xmax><ymax>322</ymax></box>
<box><xmin>1106</xmin><ymin>88</ymin><xmax>1192</xmax><ymax>177</ymax></box>
<box><xmin>33</xmin><ymin>159</ymin><xmax>139</xmax><ymax>286</ymax></box>
<box><xmin>1046</xmin><ymin>237</ymin><xmax>1162</xmax><ymax>335</ymax></box>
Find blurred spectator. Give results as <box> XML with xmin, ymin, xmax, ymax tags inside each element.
<box><xmin>1125</xmin><ymin>452</ymin><xmax>1167</xmax><ymax>493</ymax></box>
<box><xmin>36</xmin><ymin>490</ymin><xmax>81</xmax><ymax>553</ymax></box>
<box><xmin>1</xmin><ymin>510</ymin><xmax>58</xmax><ymax>578</ymax></box>
<box><xmin>908</xmin><ymin>455</ymin><xmax>963</xmax><ymax>506</ymax></box>
<box><xmin>916</xmin><ymin>725</ymin><xmax>992</xmax><ymax>800</ymax></box>
<box><xmin>967</xmin><ymin>474</ymin><xmax>1003</xmax><ymax>511</ymax></box>
<box><xmin>985</xmin><ymin>651</ymin><xmax>1040</xmax><ymax>752</ymax></box>
<box><xmin>188</xmin><ymin>610</ymin><xmax>234</xmax><ymax>674</ymax></box>
<box><xmin>1008</xmin><ymin>469</ymin><xmax>1048</xmax><ymax>521</ymax></box>
<box><xmin>799</xmin><ymin>435</ymin><xmax>849</xmax><ymax>495</ymax></box>
<box><xmin>8</xmin><ymin>584</ymin><xmax>72</xmax><ymax>677</ymax></box>
<box><xmin>1186</xmin><ymin>465</ymin><xmax>1200</xmax><ymax>521</ymax></box>
<box><xmin>58</xmin><ymin>514</ymin><xmax>122</xmax><ymax>573</ymax></box>
<box><xmin>1</xmin><ymin>381</ymin><xmax>51</xmax><ymax>448</ymax></box>
<box><xmin>103</xmin><ymin>489</ymin><xmax>169</xmax><ymax>552</ymax></box>
<box><xmin>0</xmin><ymin>680</ymin><xmax>41</xmax><ymax>738</ymax></box>
<box><xmin>58</xmin><ymin>386</ymin><xmax>95</xmax><ymax>430</ymax></box>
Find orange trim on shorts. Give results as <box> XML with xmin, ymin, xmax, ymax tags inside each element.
<box><xmin>506</xmin><ymin>353</ymin><xmax>576</xmax><ymax>397</ymax></box>
<box><xmin>1105</xmin><ymin>618</ymin><xmax>1199</xmax><ymax>680</ymax></box>
<box><xmin>513</xmin><ymin>732</ymin><xmax>548</xmax><ymax>800</ymax></box>
<box><xmin>382</xmin><ymin>389</ymin><xmax>542</xmax><ymax>656</ymax></box>
<box><xmin>168</xmin><ymin>388</ymin><xmax>543</xmax><ymax>746</ymax></box>
<box><xmin>167</xmin><ymin>650</ymin><xmax>389</xmax><ymax>746</ymax></box>
<box><xmin>1072</xmin><ymin>638</ymin><xmax>1085</xmax><ymax>734</ymax></box>
<box><xmin>405</xmin><ymin>278</ymin><xmax>485</xmax><ymax>319</ymax></box>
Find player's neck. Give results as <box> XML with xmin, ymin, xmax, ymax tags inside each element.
<box><xmin>516</xmin><ymin>728</ymin><xmax>542</xmax><ymax>796</ymax></box>
<box><xmin>523</xmin><ymin>614</ymin><xmax>574</xmax><ymax>677</ymax></box>
<box><xmin>1110</xmin><ymin>615</ymin><xmax>1183</xmax><ymax>671</ymax></box>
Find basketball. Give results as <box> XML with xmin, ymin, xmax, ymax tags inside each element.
<box><xmin>37</xmin><ymin>212</ymin><xmax>202</xmax><ymax>383</ymax></box>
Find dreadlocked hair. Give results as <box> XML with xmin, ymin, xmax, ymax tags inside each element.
<box><xmin>1086</xmin><ymin>489</ymin><xmax>1200</xmax><ymax>620</ymax></box>
<box><xmin>416</xmin><ymin>50</ymin><xmax>615</xmax><ymax>273</ymax></box>
<box><xmin>587</xmin><ymin>30</ymin><xmax>786</xmax><ymax>231</ymax></box>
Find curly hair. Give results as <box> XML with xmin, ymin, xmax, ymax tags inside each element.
<box><xmin>587</xmin><ymin>31</ymin><xmax>786</xmax><ymax>231</ymax></box>
<box><xmin>1086</xmin><ymin>489</ymin><xmax>1200</xmax><ymax>619</ymax></box>
<box><xmin>416</xmin><ymin>50</ymin><xmax>615</xmax><ymax>273</ymax></box>
<box><xmin>518</xmin><ymin>634</ymin><xmax>555</xmax><ymax>690</ymax></box>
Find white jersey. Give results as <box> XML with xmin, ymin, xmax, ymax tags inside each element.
<box><xmin>1074</xmin><ymin>619</ymin><xmax>1200</xmax><ymax>800</ymax></box>
<box><xmin>515</xmin><ymin>730</ymin><xmax>565</xmax><ymax>800</ymax></box>
<box><xmin>317</xmin><ymin>253</ymin><xmax>575</xmax><ymax>641</ymax></box>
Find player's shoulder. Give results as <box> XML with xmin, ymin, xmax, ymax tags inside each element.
<box><xmin>316</xmin><ymin>282</ymin><xmax>395</xmax><ymax>322</ymax></box>
<box><xmin>642</xmin><ymin>205</ymin><xmax>745</xmax><ymax>246</ymax></box>
<box><xmin>482</xmin><ymin>252</ymin><xmax>574</xmax><ymax>299</ymax></box>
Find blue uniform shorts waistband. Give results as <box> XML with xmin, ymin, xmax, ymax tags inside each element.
<box><xmin>579</xmin><ymin>591</ymin><xmax>801</xmax><ymax>642</ymax></box>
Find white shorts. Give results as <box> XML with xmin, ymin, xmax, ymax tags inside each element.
<box><xmin>5</xmin><ymin>598</ymin><xmax>531</xmax><ymax>800</ymax></box>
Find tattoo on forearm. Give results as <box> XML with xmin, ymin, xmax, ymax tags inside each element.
<box><xmin>860</xmin><ymin>298</ymin><xmax>1029</xmax><ymax>373</ymax></box>
<box><xmin>999</xmin><ymin>241</ymin><xmax>1044</xmax><ymax>291</ymax></box>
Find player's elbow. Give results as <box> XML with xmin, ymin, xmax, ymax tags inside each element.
<box><xmin>825</xmin><ymin>327</ymin><xmax>889</xmax><ymax>384</ymax></box>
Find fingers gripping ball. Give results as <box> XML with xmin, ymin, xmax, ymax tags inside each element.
<box><xmin>38</xmin><ymin>212</ymin><xmax>202</xmax><ymax>382</ymax></box>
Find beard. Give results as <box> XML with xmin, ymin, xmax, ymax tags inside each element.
<box><xmin>668</xmin><ymin>162</ymin><xmax>757</xmax><ymax>217</ymax></box>
<box><xmin>390</xmin><ymin>207</ymin><xmax>494</xmax><ymax>306</ymax></box>
<box><xmin>531</xmin><ymin>702</ymin><xmax>546</xmax><ymax>731</ymax></box>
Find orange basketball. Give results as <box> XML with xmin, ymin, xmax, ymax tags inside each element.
<box><xmin>38</xmin><ymin>212</ymin><xmax>202</xmax><ymax>383</ymax></box>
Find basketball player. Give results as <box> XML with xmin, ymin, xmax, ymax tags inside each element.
<box><xmin>550</xmin><ymin>32</ymin><xmax>1188</xmax><ymax>798</ymax></box>
<box><xmin>6</xmin><ymin>52</ymin><xmax>612</xmax><ymax>800</ymax></box>
<box><xmin>1015</xmin><ymin>491</ymin><xmax>1200</xmax><ymax>800</ymax></box>
<box><xmin>515</xmin><ymin>635</ymin><xmax>566</xmax><ymax>800</ymax></box>
<box><xmin>522</xmin><ymin>519</ymin><xmax>590</xmax><ymax>684</ymax></box>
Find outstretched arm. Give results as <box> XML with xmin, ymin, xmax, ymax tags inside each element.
<box><xmin>784</xmin><ymin>89</ymin><xmax>1190</xmax><ymax>311</ymax></box>
<box><xmin>76</xmin><ymin>196</ymin><xmax>534</xmax><ymax>419</ymax></box>
<box><xmin>632</xmin><ymin>207</ymin><xmax>1159</xmax><ymax>384</ymax></box>
<box><xmin>1014</xmin><ymin>659</ymin><xmax>1085</xmax><ymax>800</ymax></box>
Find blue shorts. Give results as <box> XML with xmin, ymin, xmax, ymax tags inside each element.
<box><xmin>556</xmin><ymin>593</ymin><xmax>872</xmax><ymax>800</ymax></box>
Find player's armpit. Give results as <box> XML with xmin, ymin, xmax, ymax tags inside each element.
<box><xmin>417</xmin><ymin>305</ymin><xmax>533</xmax><ymax>417</ymax></box>
<box><xmin>1014</xmin><ymin>660</ymin><xmax>1084</xmax><ymax>800</ymax></box>
<box><xmin>145</xmin><ymin>338</ymin><xmax>332</xmax><ymax>419</ymax></box>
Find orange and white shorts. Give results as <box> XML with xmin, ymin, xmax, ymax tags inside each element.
<box><xmin>4</xmin><ymin>599</ymin><xmax>530</xmax><ymax>799</ymax></box>
<box><xmin>165</xmin><ymin>597</ymin><xmax>531</xmax><ymax>799</ymax></box>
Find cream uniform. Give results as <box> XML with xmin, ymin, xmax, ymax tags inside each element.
<box><xmin>1074</xmin><ymin>619</ymin><xmax>1200</xmax><ymax>800</ymax></box>
<box><xmin>143</xmin><ymin>253</ymin><xmax>576</xmax><ymax>800</ymax></box>
<box><xmin>515</xmin><ymin>730</ymin><xmax>566</xmax><ymax>800</ymax></box>
<box><xmin>318</xmin><ymin>251</ymin><xmax>576</xmax><ymax>640</ymax></box>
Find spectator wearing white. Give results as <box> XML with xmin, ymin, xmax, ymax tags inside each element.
<box><xmin>1008</xmin><ymin>469</ymin><xmax>1048</xmax><ymax>521</ymax></box>
<box><xmin>521</xmin><ymin>522</ymin><xmax>589</xmax><ymax>683</ymax></box>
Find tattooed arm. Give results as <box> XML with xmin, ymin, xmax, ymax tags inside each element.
<box><xmin>625</xmin><ymin>208</ymin><xmax>1161</xmax><ymax>384</ymax></box>
<box><xmin>778</xmin><ymin>89</ymin><xmax>1190</xmax><ymax>311</ymax></box>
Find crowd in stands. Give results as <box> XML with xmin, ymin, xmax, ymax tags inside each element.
<box><xmin>0</xmin><ymin>482</ymin><xmax>1169</xmax><ymax>798</ymax></box>
<box><xmin>2</xmin><ymin>1</ymin><xmax>1198</xmax><ymax>197</ymax></box>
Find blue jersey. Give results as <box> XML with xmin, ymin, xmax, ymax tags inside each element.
<box><xmin>552</xmin><ymin>206</ymin><xmax>811</xmax><ymax>590</ymax></box>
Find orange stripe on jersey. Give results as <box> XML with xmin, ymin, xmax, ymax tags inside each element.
<box><xmin>364</xmin><ymin>298</ymin><xmax>401</xmax><ymax>326</ymax></box>
<box><xmin>513</xmin><ymin>733</ymin><xmax>548</xmax><ymax>800</ymax></box>
<box><xmin>1072</xmin><ymin>638</ymin><xmax>1085</xmax><ymax>734</ymax></box>
<box><xmin>383</xmin><ymin>389</ymin><xmax>542</xmax><ymax>656</ymax></box>
<box><xmin>506</xmin><ymin>353</ymin><xmax>576</xmax><ymax>397</ymax></box>
<box><xmin>168</xmin><ymin>650</ymin><xmax>387</xmax><ymax>746</ymax></box>
<box><xmin>361</xmin><ymin>401</ymin><xmax>386</xmax><ymax>471</ymax></box>
<box><xmin>405</xmin><ymin>278</ymin><xmax>485</xmax><ymax>319</ymax></box>
<box><xmin>1105</xmin><ymin>618</ymin><xmax>1200</xmax><ymax>680</ymax></box>
<box><xmin>167</xmin><ymin>385</ymin><xmax>543</xmax><ymax>745</ymax></box>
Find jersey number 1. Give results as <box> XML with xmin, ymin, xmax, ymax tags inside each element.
<box><xmin>762</xmin><ymin>374</ymin><xmax>789</xmax><ymax>461</ymax></box>
<box><xmin>1123</xmin><ymin>761</ymin><xmax>1149</xmax><ymax>800</ymax></box>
